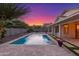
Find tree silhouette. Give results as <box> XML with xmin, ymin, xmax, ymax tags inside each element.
<box><xmin>0</xmin><ymin>3</ymin><xmax>31</xmax><ymax>39</ymax></box>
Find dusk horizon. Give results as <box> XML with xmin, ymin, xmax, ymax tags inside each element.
<box><xmin>20</xmin><ymin>3</ymin><xmax>79</xmax><ymax>26</ymax></box>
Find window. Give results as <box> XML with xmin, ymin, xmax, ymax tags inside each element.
<box><xmin>63</xmin><ymin>24</ymin><xmax>69</xmax><ymax>34</ymax></box>
<box><xmin>77</xmin><ymin>24</ymin><xmax>79</xmax><ymax>30</ymax></box>
<box><xmin>55</xmin><ymin>26</ymin><xmax>59</xmax><ymax>33</ymax></box>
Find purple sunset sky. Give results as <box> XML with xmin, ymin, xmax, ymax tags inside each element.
<box><xmin>20</xmin><ymin>3</ymin><xmax>79</xmax><ymax>26</ymax></box>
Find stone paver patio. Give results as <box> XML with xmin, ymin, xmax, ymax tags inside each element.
<box><xmin>0</xmin><ymin>44</ymin><xmax>75</xmax><ymax>56</ymax></box>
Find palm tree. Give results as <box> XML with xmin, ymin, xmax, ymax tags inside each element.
<box><xmin>0</xmin><ymin>3</ymin><xmax>30</xmax><ymax>39</ymax></box>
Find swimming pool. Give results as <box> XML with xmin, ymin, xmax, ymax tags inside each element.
<box><xmin>11</xmin><ymin>33</ymin><xmax>53</xmax><ymax>45</ymax></box>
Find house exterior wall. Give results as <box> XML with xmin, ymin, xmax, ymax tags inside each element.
<box><xmin>61</xmin><ymin>22</ymin><xmax>76</xmax><ymax>39</ymax></box>
<box><xmin>54</xmin><ymin>19</ymin><xmax>79</xmax><ymax>39</ymax></box>
<box><xmin>54</xmin><ymin>8</ymin><xmax>79</xmax><ymax>39</ymax></box>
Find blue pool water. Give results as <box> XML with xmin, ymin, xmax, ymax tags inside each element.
<box><xmin>43</xmin><ymin>35</ymin><xmax>52</xmax><ymax>44</ymax></box>
<box><xmin>11</xmin><ymin>36</ymin><xmax>29</xmax><ymax>44</ymax></box>
<box><xmin>11</xmin><ymin>34</ymin><xmax>53</xmax><ymax>45</ymax></box>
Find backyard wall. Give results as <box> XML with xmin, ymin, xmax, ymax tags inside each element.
<box><xmin>5</xmin><ymin>28</ymin><xmax>27</xmax><ymax>37</ymax></box>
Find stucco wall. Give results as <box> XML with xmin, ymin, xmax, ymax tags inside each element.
<box><xmin>5</xmin><ymin>28</ymin><xmax>27</xmax><ymax>37</ymax></box>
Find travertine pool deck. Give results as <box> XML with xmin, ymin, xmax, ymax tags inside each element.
<box><xmin>0</xmin><ymin>44</ymin><xmax>75</xmax><ymax>56</ymax></box>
